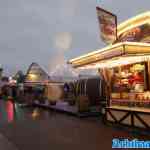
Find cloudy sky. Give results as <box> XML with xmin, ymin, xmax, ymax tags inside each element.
<box><xmin>0</xmin><ymin>0</ymin><xmax>150</xmax><ymax>75</ymax></box>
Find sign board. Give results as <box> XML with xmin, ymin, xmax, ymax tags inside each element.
<box><xmin>96</xmin><ymin>7</ymin><xmax>117</xmax><ymax>44</ymax></box>
<box><xmin>117</xmin><ymin>23</ymin><xmax>150</xmax><ymax>43</ymax></box>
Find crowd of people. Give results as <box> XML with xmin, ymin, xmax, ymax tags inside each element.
<box><xmin>0</xmin><ymin>84</ymin><xmax>45</xmax><ymax>105</ymax></box>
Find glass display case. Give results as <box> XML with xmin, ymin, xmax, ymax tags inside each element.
<box><xmin>110</xmin><ymin>62</ymin><xmax>150</xmax><ymax>108</ymax></box>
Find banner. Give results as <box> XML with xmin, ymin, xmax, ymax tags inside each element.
<box><xmin>117</xmin><ymin>23</ymin><xmax>150</xmax><ymax>43</ymax></box>
<box><xmin>96</xmin><ymin>7</ymin><xmax>117</xmax><ymax>44</ymax></box>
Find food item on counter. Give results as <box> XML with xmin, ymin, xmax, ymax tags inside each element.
<box><xmin>143</xmin><ymin>92</ymin><xmax>150</xmax><ymax>100</ymax></box>
<box><xmin>134</xmin><ymin>84</ymin><xmax>144</xmax><ymax>92</ymax></box>
<box><xmin>121</xmin><ymin>92</ymin><xmax>129</xmax><ymax>99</ymax></box>
<box><xmin>136</xmin><ymin>93</ymin><xmax>144</xmax><ymax>100</ymax></box>
<box><xmin>121</xmin><ymin>79</ymin><xmax>129</xmax><ymax>84</ymax></box>
<box><xmin>111</xmin><ymin>93</ymin><xmax>120</xmax><ymax>99</ymax></box>
<box><xmin>144</xmin><ymin>92</ymin><xmax>148</xmax><ymax>100</ymax></box>
<box><xmin>121</xmin><ymin>71</ymin><xmax>128</xmax><ymax>78</ymax></box>
<box><xmin>148</xmin><ymin>93</ymin><xmax>150</xmax><ymax>100</ymax></box>
<box><xmin>129</xmin><ymin>93</ymin><xmax>136</xmax><ymax>100</ymax></box>
<box><xmin>130</xmin><ymin>64</ymin><xmax>144</xmax><ymax>72</ymax></box>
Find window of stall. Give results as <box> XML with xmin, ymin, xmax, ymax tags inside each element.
<box><xmin>110</xmin><ymin>61</ymin><xmax>150</xmax><ymax>108</ymax></box>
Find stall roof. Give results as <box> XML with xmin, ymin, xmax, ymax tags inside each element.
<box><xmin>68</xmin><ymin>42</ymin><xmax>150</xmax><ymax>68</ymax></box>
<box><xmin>68</xmin><ymin>12</ymin><xmax>150</xmax><ymax>69</ymax></box>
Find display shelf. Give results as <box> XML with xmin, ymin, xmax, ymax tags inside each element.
<box><xmin>111</xmin><ymin>98</ymin><xmax>150</xmax><ymax>102</ymax></box>
<box><xmin>111</xmin><ymin>98</ymin><xmax>150</xmax><ymax>108</ymax></box>
<box><xmin>107</xmin><ymin>106</ymin><xmax>150</xmax><ymax>113</ymax></box>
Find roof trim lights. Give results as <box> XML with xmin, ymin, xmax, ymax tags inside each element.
<box><xmin>117</xmin><ymin>11</ymin><xmax>150</xmax><ymax>36</ymax></box>
<box><xmin>68</xmin><ymin>42</ymin><xmax>150</xmax><ymax>64</ymax></box>
<box><xmin>78</xmin><ymin>55</ymin><xmax>150</xmax><ymax>69</ymax></box>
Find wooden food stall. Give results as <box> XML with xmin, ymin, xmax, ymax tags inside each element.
<box><xmin>68</xmin><ymin>12</ymin><xmax>150</xmax><ymax>131</ymax></box>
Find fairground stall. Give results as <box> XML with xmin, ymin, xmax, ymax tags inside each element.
<box><xmin>42</xmin><ymin>77</ymin><xmax>103</xmax><ymax>117</ymax></box>
<box><xmin>68</xmin><ymin>11</ymin><xmax>150</xmax><ymax>130</ymax></box>
<box><xmin>63</xmin><ymin>76</ymin><xmax>104</xmax><ymax>116</ymax></box>
<box><xmin>24</xmin><ymin>62</ymin><xmax>50</xmax><ymax>104</ymax></box>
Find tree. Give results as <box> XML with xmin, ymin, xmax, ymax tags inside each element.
<box><xmin>0</xmin><ymin>67</ymin><xmax>3</xmax><ymax>79</ymax></box>
<box><xmin>14</xmin><ymin>70</ymin><xmax>25</xmax><ymax>83</ymax></box>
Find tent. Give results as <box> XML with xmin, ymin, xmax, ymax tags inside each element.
<box><xmin>25</xmin><ymin>62</ymin><xmax>50</xmax><ymax>84</ymax></box>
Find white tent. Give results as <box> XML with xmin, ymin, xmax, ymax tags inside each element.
<box><xmin>25</xmin><ymin>62</ymin><xmax>49</xmax><ymax>83</ymax></box>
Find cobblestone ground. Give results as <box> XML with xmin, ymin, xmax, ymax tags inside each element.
<box><xmin>0</xmin><ymin>100</ymin><xmax>149</xmax><ymax>150</ymax></box>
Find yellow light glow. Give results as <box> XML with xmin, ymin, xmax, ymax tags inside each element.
<box><xmin>68</xmin><ymin>42</ymin><xmax>123</xmax><ymax>63</ymax></box>
<box><xmin>29</xmin><ymin>74</ymin><xmax>37</xmax><ymax>80</ymax></box>
<box><xmin>68</xmin><ymin>42</ymin><xmax>150</xmax><ymax>68</ymax></box>
<box><xmin>77</xmin><ymin>55</ymin><xmax>150</xmax><ymax>69</ymax></box>
<box><xmin>117</xmin><ymin>11</ymin><xmax>150</xmax><ymax>36</ymax></box>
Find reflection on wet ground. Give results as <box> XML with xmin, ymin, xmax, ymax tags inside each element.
<box><xmin>0</xmin><ymin>100</ymin><xmax>51</xmax><ymax>124</ymax></box>
<box><xmin>0</xmin><ymin>99</ymin><xmax>150</xmax><ymax>150</ymax></box>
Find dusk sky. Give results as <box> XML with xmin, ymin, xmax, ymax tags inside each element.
<box><xmin>0</xmin><ymin>0</ymin><xmax>150</xmax><ymax>76</ymax></box>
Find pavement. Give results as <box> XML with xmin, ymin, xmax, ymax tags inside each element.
<box><xmin>0</xmin><ymin>133</ymin><xmax>18</xmax><ymax>150</ymax></box>
<box><xmin>0</xmin><ymin>100</ymin><xmax>150</xmax><ymax>150</ymax></box>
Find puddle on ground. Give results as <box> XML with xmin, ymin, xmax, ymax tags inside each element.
<box><xmin>0</xmin><ymin>100</ymin><xmax>51</xmax><ymax>124</ymax></box>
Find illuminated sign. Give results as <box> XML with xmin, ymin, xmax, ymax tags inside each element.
<box><xmin>96</xmin><ymin>7</ymin><xmax>117</xmax><ymax>44</ymax></box>
<box><xmin>117</xmin><ymin>24</ymin><xmax>150</xmax><ymax>43</ymax></box>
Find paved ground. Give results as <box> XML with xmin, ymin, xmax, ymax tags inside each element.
<box><xmin>0</xmin><ymin>100</ymin><xmax>150</xmax><ymax>150</ymax></box>
<box><xmin>0</xmin><ymin>133</ymin><xmax>18</xmax><ymax>150</ymax></box>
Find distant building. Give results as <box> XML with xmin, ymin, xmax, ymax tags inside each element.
<box><xmin>25</xmin><ymin>62</ymin><xmax>50</xmax><ymax>84</ymax></box>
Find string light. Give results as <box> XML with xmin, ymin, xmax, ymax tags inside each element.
<box><xmin>77</xmin><ymin>55</ymin><xmax>150</xmax><ymax>69</ymax></box>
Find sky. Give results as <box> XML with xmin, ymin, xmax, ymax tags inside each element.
<box><xmin>0</xmin><ymin>0</ymin><xmax>150</xmax><ymax>76</ymax></box>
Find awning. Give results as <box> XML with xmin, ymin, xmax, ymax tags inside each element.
<box><xmin>68</xmin><ymin>42</ymin><xmax>150</xmax><ymax>69</ymax></box>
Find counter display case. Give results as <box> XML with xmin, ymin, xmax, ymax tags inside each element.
<box><xmin>105</xmin><ymin>62</ymin><xmax>150</xmax><ymax>130</ymax></box>
<box><xmin>109</xmin><ymin>62</ymin><xmax>150</xmax><ymax>108</ymax></box>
